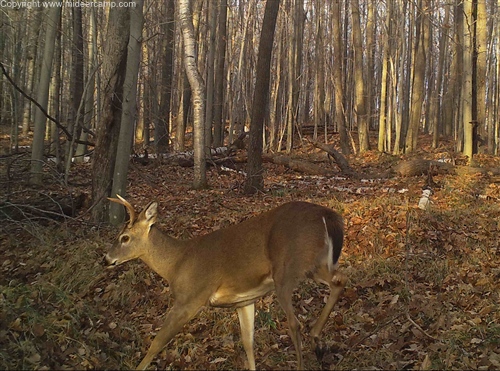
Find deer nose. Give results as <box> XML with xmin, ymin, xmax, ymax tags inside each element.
<box><xmin>104</xmin><ymin>253</ymin><xmax>118</xmax><ymax>267</ymax></box>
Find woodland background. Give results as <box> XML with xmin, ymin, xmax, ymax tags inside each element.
<box><xmin>0</xmin><ymin>0</ymin><xmax>500</xmax><ymax>370</ymax></box>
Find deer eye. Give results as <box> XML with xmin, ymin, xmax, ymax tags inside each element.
<box><xmin>120</xmin><ymin>235</ymin><xmax>130</xmax><ymax>244</ymax></box>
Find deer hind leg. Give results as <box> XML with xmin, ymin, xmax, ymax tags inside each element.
<box><xmin>310</xmin><ymin>266</ymin><xmax>347</xmax><ymax>348</ymax></box>
<box><xmin>275</xmin><ymin>281</ymin><xmax>304</xmax><ymax>370</ymax></box>
<box><xmin>237</xmin><ymin>303</ymin><xmax>256</xmax><ymax>370</ymax></box>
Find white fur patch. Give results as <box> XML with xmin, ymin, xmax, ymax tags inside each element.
<box><xmin>323</xmin><ymin>217</ymin><xmax>334</xmax><ymax>272</ymax></box>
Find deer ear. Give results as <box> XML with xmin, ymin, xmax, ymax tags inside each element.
<box><xmin>143</xmin><ymin>202</ymin><xmax>158</xmax><ymax>224</ymax></box>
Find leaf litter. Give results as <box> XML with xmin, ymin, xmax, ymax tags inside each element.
<box><xmin>1</xmin><ymin>139</ymin><xmax>500</xmax><ymax>370</ymax></box>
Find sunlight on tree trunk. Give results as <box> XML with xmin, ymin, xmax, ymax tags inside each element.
<box><xmin>351</xmin><ymin>0</ymin><xmax>369</xmax><ymax>153</ymax></box>
<box><xmin>179</xmin><ymin>0</ymin><xmax>207</xmax><ymax>190</ymax></box>
<box><xmin>462</xmin><ymin>0</ymin><xmax>474</xmax><ymax>161</ymax></box>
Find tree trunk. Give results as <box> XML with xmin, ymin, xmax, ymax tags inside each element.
<box><xmin>474</xmin><ymin>0</ymin><xmax>487</xmax><ymax>152</ymax></box>
<box><xmin>179</xmin><ymin>0</ymin><xmax>207</xmax><ymax>189</ymax></box>
<box><xmin>109</xmin><ymin>0</ymin><xmax>144</xmax><ymax>225</ymax></box>
<box><xmin>75</xmin><ymin>7</ymin><xmax>97</xmax><ymax>163</ymax></box>
<box><xmin>433</xmin><ymin>4</ymin><xmax>450</xmax><ymax>148</ymax></box>
<box><xmin>156</xmin><ymin>0</ymin><xmax>175</xmax><ymax>153</ymax></box>
<box><xmin>29</xmin><ymin>3</ymin><xmax>61</xmax><ymax>185</ymax></box>
<box><xmin>454</xmin><ymin>0</ymin><xmax>465</xmax><ymax>150</ymax></box>
<box><xmin>351</xmin><ymin>0</ymin><xmax>370</xmax><ymax>152</ymax></box>
<box><xmin>213</xmin><ymin>0</ymin><xmax>228</xmax><ymax>147</ymax></box>
<box><xmin>66</xmin><ymin>6</ymin><xmax>84</xmax><ymax>163</ymax></box>
<box><xmin>332</xmin><ymin>0</ymin><xmax>351</xmax><ymax>155</ymax></box>
<box><xmin>366</xmin><ymin>0</ymin><xmax>375</xmax><ymax>130</ymax></box>
<box><xmin>244</xmin><ymin>0</ymin><xmax>280</xmax><ymax>194</ymax></box>
<box><xmin>405</xmin><ymin>0</ymin><xmax>427</xmax><ymax>153</ymax></box>
<box><xmin>285</xmin><ymin>0</ymin><xmax>303</xmax><ymax>153</ymax></box>
<box><xmin>22</xmin><ymin>7</ymin><xmax>43</xmax><ymax>136</ymax></box>
<box><xmin>313</xmin><ymin>1</ymin><xmax>325</xmax><ymax>142</ymax></box>
<box><xmin>396</xmin><ymin>1</ymin><xmax>413</xmax><ymax>154</ymax></box>
<box><xmin>49</xmin><ymin>25</ymin><xmax>62</xmax><ymax>162</ymax></box>
<box><xmin>91</xmin><ymin>6</ymin><xmax>130</xmax><ymax>223</ymax></box>
<box><xmin>378</xmin><ymin>19</ymin><xmax>389</xmax><ymax>153</ymax></box>
<box><xmin>204</xmin><ymin>0</ymin><xmax>217</xmax><ymax>151</ymax></box>
<box><xmin>462</xmin><ymin>0</ymin><xmax>474</xmax><ymax>161</ymax></box>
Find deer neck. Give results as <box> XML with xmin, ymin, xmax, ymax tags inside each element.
<box><xmin>139</xmin><ymin>226</ymin><xmax>185</xmax><ymax>282</ymax></box>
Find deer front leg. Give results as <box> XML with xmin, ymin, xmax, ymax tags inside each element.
<box><xmin>136</xmin><ymin>304</ymin><xmax>201</xmax><ymax>370</ymax></box>
<box><xmin>237</xmin><ymin>303</ymin><xmax>256</xmax><ymax>370</ymax></box>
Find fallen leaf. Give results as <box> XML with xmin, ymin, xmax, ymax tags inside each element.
<box><xmin>420</xmin><ymin>354</ymin><xmax>431</xmax><ymax>370</ymax></box>
<box><xmin>26</xmin><ymin>353</ymin><xmax>41</xmax><ymax>364</ymax></box>
<box><xmin>32</xmin><ymin>323</ymin><xmax>45</xmax><ymax>337</ymax></box>
<box><xmin>210</xmin><ymin>357</ymin><xmax>227</xmax><ymax>364</ymax></box>
<box><xmin>475</xmin><ymin>277</ymin><xmax>490</xmax><ymax>286</ymax></box>
<box><xmin>9</xmin><ymin>318</ymin><xmax>22</xmax><ymax>332</ymax></box>
<box><xmin>489</xmin><ymin>353</ymin><xmax>500</xmax><ymax>367</ymax></box>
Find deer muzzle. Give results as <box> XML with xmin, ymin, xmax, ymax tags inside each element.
<box><xmin>104</xmin><ymin>253</ymin><xmax>118</xmax><ymax>267</ymax></box>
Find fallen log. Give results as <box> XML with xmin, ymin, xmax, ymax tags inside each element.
<box><xmin>262</xmin><ymin>154</ymin><xmax>332</xmax><ymax>176</ymax></box>
<box><xmin>393</xmin><ymin>159</ymin><xmax>432</xmax><ymax>177</ymax></box>
<box><xmin>393</xmin><ymin>159</ymin><xmax>455</xmax><ymax>177</ymax></box>
<box><xmin>307</xmin><ymin>139</ymin><xmax>358</xmax><ymax>178</ymax></box>
<box><xmin>0</xmin><ymin>192</ymin><xmax>86</xmax><ymax>221</ymax></box>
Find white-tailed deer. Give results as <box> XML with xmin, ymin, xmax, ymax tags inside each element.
<box><xmin>105</xmin><ymin>195</ymin><xmax>346</xmax><ymax>370</ymax></box>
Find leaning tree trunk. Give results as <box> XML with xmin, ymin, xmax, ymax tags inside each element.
<box><xmin>244</xmin><ymin>0</ymin><xmax>281</xmax><ymax>194</ymax></box>
<box><xmin>179</xmin><ymin>0</ymin><xmax>207</xmax><ymax>189</ymax></box>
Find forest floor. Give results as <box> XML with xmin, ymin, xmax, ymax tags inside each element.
<box><xmin>1</xmin><ymin>132</ymin><xmax>500</xmax><ymax>370</ymax></box>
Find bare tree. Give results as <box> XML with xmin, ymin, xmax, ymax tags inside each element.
<box><xmin>91</xmin><ymin>6</ymin><xmax>130</xmax><ymax>222</ymax></box>
<box><xmin>75</xmin><ymin>7</ymin><xmax>98</xmax><ymax>163</ymax></box>
<box><xmin>22</xmin><ymin>7</ymin><xmax>43</xmax><ymax>136</ymax></box>
<box><xmin>245</xmin><ymin>0</ymin><xmax>281</xmax><ymax>194</ymax></box>
<box><xmin>432</xmin><ymin>3</ymin><xmax>450</xmax><ymax>148</ymax></box>
<box><xmin>463</xmin><ymin>0</ymin><xmax>474</xmax><ymax>160</ymax></box>
<box><xmin>213</xmin><ymin>0</ymin><xmax>228</xmax><ymax>147</ymax></box>
<box><xmin>351</xmin><ymin>0</ymin><xmax>370</xmax><ymax>152</ymax></box>
<box><xmin>378</xmin><ymin>4</ymin><xmax>390</xmax><ymax>153</ymax></box>
<box><xmin>474</xmin><ymin>0</ymin><xmax>487</xmax><ymax>153</ymax></box>
<box><xmin>109</xmin><ymin>0</ymin><xmax>144</xmax><ymax>225</ymax></box>
<box><xmin>332</xmin><ymin>0</ymin><xmax>351</xmax><ymax>155</ymax></box>
<box><xmin>179</xmin><ymin>0</ymin><xmax>207</xmax><ymax>189</ymax></box>
<box><xmin>156</xmin><ymin>0</ymin><xmax>175</xmax><ymax>153</ymax></box>
<box><xmin>405</xmin><ymin>0</ymin><xmax>428</xmax><ymax>153</ymax></box>
<box><xmin>204</xmin><ymin>0</ymin><xmax>217</xmax><ymax>150</ymax></box>
<box><xmin>29</xmin><ymin>3</ymin><xmax>62</xmax><ymax>185</ymax></box>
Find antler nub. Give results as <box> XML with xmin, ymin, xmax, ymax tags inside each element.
<box><xmin>108</xmin><ymin>194</ymin><xmax>137</xmax><ymax>225</ymax></box>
